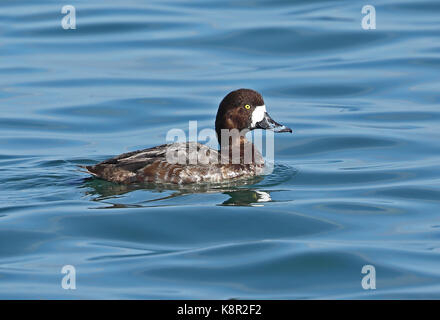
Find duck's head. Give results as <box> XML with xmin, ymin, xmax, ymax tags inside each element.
<box><xmin>215</xmin><ymin>88</ymin><xmax>292</xmax><ymax>140</ymax></box>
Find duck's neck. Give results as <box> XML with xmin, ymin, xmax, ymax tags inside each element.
<box><xmin>217</xmin><ymin>132</ymin><xmax>262</xmax><ymax>165</ymax></box>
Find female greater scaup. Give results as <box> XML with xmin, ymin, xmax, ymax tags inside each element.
<box><xmin>82</xmin><ymin>89</ymin><xmax>292</xmax><ymax>184</ymax></box>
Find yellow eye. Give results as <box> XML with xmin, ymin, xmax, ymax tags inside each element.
<box><xmin>244</xmin><ymin>104</ymin><xmax>251</xmax><ymax>110</ymax></box>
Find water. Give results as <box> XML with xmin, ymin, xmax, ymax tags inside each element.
<box><xmin>1</xmin><ymin>0</ymin><xmax>440</xmax><ymax>299</ymax></box>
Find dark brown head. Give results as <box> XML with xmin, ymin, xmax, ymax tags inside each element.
<box><xmin>215</xmin><ymin>88</ymin><xmax>292</xmax><ymax>140</ymax></box>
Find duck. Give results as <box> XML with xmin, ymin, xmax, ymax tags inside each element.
<box><xmin>81</xmin><ymin>89</ymin><xmax>292</xmax><ymax>184</ymax></box>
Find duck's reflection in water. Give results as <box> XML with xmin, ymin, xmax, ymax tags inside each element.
<box><xmin>221</xmin><ymin>190</ymin><xmax>271</xmax><ymax>206</ymax></box>
<box><xmin>80</xmin><ymin>176</ymin><xmax>272</xmax><ymax>208</ymax></box>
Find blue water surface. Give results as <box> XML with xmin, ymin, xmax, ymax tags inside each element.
<box><xmin>1</xmin><ymin>0</ymin><xmax>440</xmax><ymax>299</ymax></box>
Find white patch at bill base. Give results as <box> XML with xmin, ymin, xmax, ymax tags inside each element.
<box><xmin>251</xmin><ymin>105</ymin><xmax>266</xmax><ymax>127</ymax></box>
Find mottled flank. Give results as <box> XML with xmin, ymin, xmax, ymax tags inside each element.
<box><xmin>83</xmin><ymin>142</ymin><xmax>265</xmax><ymax>184</ymax></box>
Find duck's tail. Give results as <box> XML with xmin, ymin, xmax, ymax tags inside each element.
<box><xmin>76</xmin><ymin>165</ymin><xmax>98</xmax><ymax>177</ymax></box>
